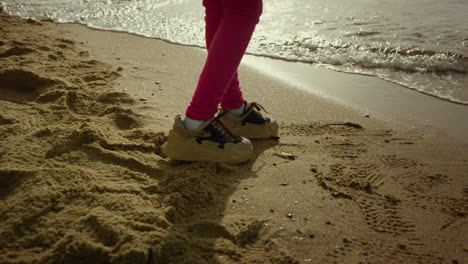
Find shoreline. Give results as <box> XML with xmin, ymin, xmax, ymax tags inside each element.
<box><xmin>17</xmin><ymin>16</ymin><xmax>466</xmax><ymax>143</ymax></box>
<box><xmin>2</xmin><ymin>6</ymin><xmax>467</xmax><ymax>108</ymax></box>
<box><xmin>1</xmin><ymin>14</ymin><xmax>467</xmax><ymax>264</ymax></box>
<box><xmin>2</xmin><ymin>2</ymin><xmax>467</xmax><ymax>108</ymax></box>
<box><xmin>57</xmin><ymin>21</ymin><xmax>468</xmax><ymax>106</ymax></box>
<box><xmin>49</xmin><ymin>22</ymin><xmax>468</xmax><ymax>142</ymax></box>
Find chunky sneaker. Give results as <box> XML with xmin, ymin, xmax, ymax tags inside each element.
<box><xmin>218</xmin><ymin>102</ymin><xmax>279</xmax><ymax>139</ymax></box>
<box><xmin>161</xmin><ymin>115</ymin><xmax>253</xmax><ymax>163</ymax></box>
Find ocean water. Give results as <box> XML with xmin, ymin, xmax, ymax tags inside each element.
<box><xmin>2</xmin><ymin>0</ymin><xmax>467</xmax><ymax>104</ymax></box>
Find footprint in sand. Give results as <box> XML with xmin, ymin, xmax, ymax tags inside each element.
<box><xmin>0</xmin><ymin>69</ymin><xmax>58</xmax><ymax>102</ymax></box>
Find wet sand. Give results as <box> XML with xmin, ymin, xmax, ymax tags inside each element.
<box><xmin>0</xmin><ymin>13</ymin><xmax>467</xmax><ymax>264</ymax></box>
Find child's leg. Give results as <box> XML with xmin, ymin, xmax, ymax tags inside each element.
<box><xmin>220</xmin><ymin>68</ymin><xmax>244</xmax><ymax>110</ymax></box>
<box><xmin>203</xmin><ymin>0</ymin><xmax>222</xmax><ymax>48</ymax></box>
<box><xmin>186</xmin><ymin>0</ymin><xmax>263</xmax><ymax>121</ymax></box>
<box><xmin>203</xmin><ymin>0</ymin><xmax>245</xmax><ymax>112</ymax></box>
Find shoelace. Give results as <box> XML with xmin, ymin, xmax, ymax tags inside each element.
<box><xmin>211</xmin><ymin>119</ymin><xmax>242</xmax><ymax>143</ymax></box>
<box><xmin>249</xmin><ymin>102</ymin><xmax>268</xmax><ymax>114</ymax></box>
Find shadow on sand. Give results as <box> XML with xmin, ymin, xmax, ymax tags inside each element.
<box><xmin>150</xmin><ymin>138</ymin><xmax>287</xmax><ymax>264</ymax></box>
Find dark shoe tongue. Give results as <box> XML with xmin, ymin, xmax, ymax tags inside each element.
<box><xmin>242</xmin><ymin>107</ymin><xmax>269</xmax><ymax>125</ymax></box>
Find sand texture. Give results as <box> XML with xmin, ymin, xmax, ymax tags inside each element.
<box><xmin>1</xmin><ymin>13</ymin><xmax>467</xmax><ymax>264</ymax></box>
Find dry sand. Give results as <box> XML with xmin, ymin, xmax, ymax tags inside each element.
<box><xmin>1</xmin><ymin>12</ymin><xmax>467</xmax><ymax>264</ymax></box>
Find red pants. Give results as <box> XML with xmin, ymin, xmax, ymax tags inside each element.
<box><xmin>185</xmin><ymin>0</ymin><xmax>263</xmax><ymax>120</ymax></box>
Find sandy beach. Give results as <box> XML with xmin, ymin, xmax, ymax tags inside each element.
<box><xmin>0</xmin><ymin>12</ymin><xmax>467</xmax><ymax>264</ymax></box>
